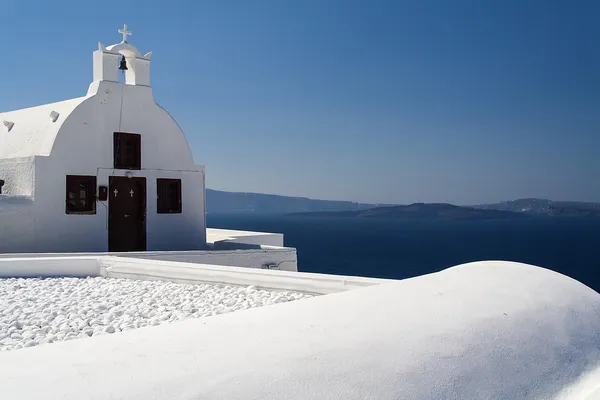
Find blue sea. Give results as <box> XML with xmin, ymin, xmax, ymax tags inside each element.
<box><xmin>207</xmin><ymin>213</ymin><xmax>600</xmax><ymax>293</ymax></box>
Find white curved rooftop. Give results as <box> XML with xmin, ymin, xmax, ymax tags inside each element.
<box><xmin>0</xmin><ymin>260</ymin><xmax>598</xmax><ymax>399</ymax></box>
<box><xmin>0</xmin><ymin>97</ymin><xmax>86</xmax><ymax>159</ymax></box>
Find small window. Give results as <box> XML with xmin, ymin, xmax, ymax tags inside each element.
<box><xmin>114</xmin><ymin>132</ymin><xmax>141</xmax><ymax>170</ymax></box>
<box><xmin>66</xmin><ymin>175</ymin><xmax>96</xmax><ymax>214</ymax></box>
<box><xmin>157</xmin><ymin>179</ymin><xmax>182</xmax><ymax>214</ymax></box>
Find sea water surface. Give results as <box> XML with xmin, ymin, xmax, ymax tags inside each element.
<box><xmin>207</xmin><ymin>213</ymin><xmax>600</xmax><ymax>293</ymax></box>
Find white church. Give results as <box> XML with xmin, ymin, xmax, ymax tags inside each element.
<box><xmin>0</xmin><ymin>25</ymin><xmax>206</xmax><ymax>253</ymax></box>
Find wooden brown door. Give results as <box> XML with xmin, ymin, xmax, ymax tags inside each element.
<box><xmin>108</xmin><ymin>177</ymin><xmax>146</xmax><ymax>252</ymax></box>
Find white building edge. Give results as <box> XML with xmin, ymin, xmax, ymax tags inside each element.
<box><xmin>0</xmin><ymin>26</ymin><xmax>599</xmax><ymax>399</ymax></box>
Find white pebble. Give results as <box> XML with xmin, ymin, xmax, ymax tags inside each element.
<box><xmin>0</xmin><ymin>277</ymin><xmax>314</xmax><ymax>352</ymax></box>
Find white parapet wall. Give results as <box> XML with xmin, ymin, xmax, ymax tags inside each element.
<box><xmin>118</xmin><ymin>247</ymin><xmax>298</xmax><ymax>272</ymax></box>
<box><xmin>207</xmin><ymin>228</ymin><xmax>285</xmax><ymax>247</ymax></box>
<box><xmin>0</xmin><ymin>255</ymin><xmax>386</xmax><ymax>294</ymax></box>
<box><xmin>100</xmin><ymin>256</ymin><xmax>386</xmax><ymax>294</ymax></box>
<box><xmin>0</xmin><ymin>248</ymin><xmax>298</xmax><ymax>272</ymax></box>
<box><xmin>0</xmin><ymin>256</ymin><xmax>103</xmax><ymax>278</ymax></box>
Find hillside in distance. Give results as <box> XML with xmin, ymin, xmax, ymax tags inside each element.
<box><xmin>206</xmin><ymin>190</ymin><xmax>600</xmax><ymax>217</ymax></box>
<box><xmin>206</xmin><ymin>189</ymin><xmax>390</xmax><ymax>214</ymax></box>
<box><xmin>288</xmin><ymin>203</ymin><xmax>525</xmax><ymax>221</ymax></box>
<box><xmin>473</xmin><ymin>198</ymin><xmax>600</xmax><ymax>217</ymax></box>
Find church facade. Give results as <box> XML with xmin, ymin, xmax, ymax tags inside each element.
<box><xmin>0</xmin><ymin>26</ymin><xmax>206</xmax><ymax>253</ymax></box>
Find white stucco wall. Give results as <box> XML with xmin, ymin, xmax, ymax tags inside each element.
<box><xmin>0</xmin><ymin>247</ymin><xmax>298</xmax><ymax>272</ymax></box>
<box><xmin>0</xmin><ymin>254</ymin><xmax>379</xmax><ymax>293</ymax></box>
<box><xmin>121</xmin><ymin>248</ymin><xmax>298</xmax><ymax>271</ymax></box>
<box><xmin>0</xmin><ymin>196</ymin><xmax>35</xmax><ymax>253</ymax></box>
<box><xmin>0</xmin><ymin>256</ymin><xmax>102</xmax><ymax>278</ymax></box>
<box><xmin>0</xmin><ymin>157</ymin><xmax>35</xmax><ymax>195</ymax></box>
<box><xmin>100</xmin><ymin>256</ymin><xmax>381</xmax><ymax>293</ymax></box>
<box><xmin>207</xmin><ymin>228</ymin><xmax>284</xmax><ymax>247</ymax></box>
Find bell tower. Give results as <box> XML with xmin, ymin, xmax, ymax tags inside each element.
<box><xmin>92</xmin><ymin>24</ymin><xmax>152</xmax><ymax>87</ymax></box>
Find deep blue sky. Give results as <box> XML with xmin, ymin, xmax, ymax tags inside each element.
<box><xmin>1</xmin><ymin>0</ymin><xmax>598</xmax><ymax>204</ymax></box>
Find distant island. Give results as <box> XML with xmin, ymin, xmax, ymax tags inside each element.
<box><xmin>287</xmin><ymin>203</ymin><xmax>526</xmax><ymax>221</ymax></box>
<box><xmin>472</xmin><ymin>198</ymin><xmax>600</xmax><ymax>217</ymax></box>
<box><xmin>206</xmin><ymin>189</ymin><xmax>600</xmax><ymax>218</ymax></box>
<box><xmin>206</xmin><ymin>189</ymin><xmax>391</xmax><ymax>214</ymax></box>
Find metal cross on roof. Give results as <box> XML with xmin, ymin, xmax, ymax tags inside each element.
<box><xmin>118</xmin><ymin>24</ymin><xmax>132</xmax><ymax>43</ymax></box>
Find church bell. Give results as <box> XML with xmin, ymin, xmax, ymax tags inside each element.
<box><xmin>119</xmin><ymin>55</ymin><xmax>128</xmax><ymax>71</ymax></box>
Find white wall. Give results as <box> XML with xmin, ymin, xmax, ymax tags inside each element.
<box><xmin>0</xmin><ymin>256</ymin><xmax>102</xmax><ymax>278</ymax></box>
<box><xmin>120</xmin><ymin>248</ymin><xmax>298</xmax><ymax>271</ymax></box>
<box><xmin>0</xmin><ymin>247</ymin><xmax>298</xmax><ymax>272</ymax></box>
<box><xmin>101</xmin><ymin>256</ymin><xmax>384</xmax><ymax>294</ymax></box>
<box><xmin>0</xmin><ymin>254</ymin><xmax>381</xmax><ymax>292</ymax></box>
<box><xmin>0</xmin><ymin>157</ymin><xmax>35</xmax><ymax>195</ymax></box>
<box><xmin>0</xmin><ymin>196</ymin><xmax>35</xmax><ymax>253</ymax></box>
<box><xmin>27</xmin><ymin>81</ymin><xmax>206</xmax><ymax>253</ymax></box>
<box><xmin>208</xmin><ymin>228</ymin><xmax>285</xmax><ymax>247</ymax></box>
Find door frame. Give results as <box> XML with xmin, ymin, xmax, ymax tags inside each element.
<box><xmin>108</xmin><ymin>176</ymin><xmax>147</xmax><ymax>252</ymax></box>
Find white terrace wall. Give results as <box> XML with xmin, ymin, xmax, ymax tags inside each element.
<box><xmin>0</xmin><ymin>247</ymin><xmax>298</xmax><ymax>272</ymax></box>
<box><xmin>121</xmin><ymin>248</ymin><xmax>298</xmax><ymax>271</ymax></box>
<box><xmin>100</xmin><ymin>257</ymin><xmax>384</xmax><ymax>294</ymax></box>
<box><xmin>0</xmin><ymin>255</ymin><xmax>382</xmax><ymax>293</ymax></box>
<box><xmin>0</xmin><ymin>256</ymin><xmax>102</xmax><ymax>278</ymax></box>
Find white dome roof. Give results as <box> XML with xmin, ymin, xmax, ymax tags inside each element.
<box><xmin>0</xmin><ymin>97</ymin><xmax>86</xmax><ymax>159</ymax></box>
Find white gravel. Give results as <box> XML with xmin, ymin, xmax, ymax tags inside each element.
<box><xmin>0</xmin><ymin>277</ymin><xmax>314</xmax><ymax>352</ymax></box>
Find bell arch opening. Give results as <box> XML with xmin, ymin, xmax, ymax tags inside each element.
<box><xmin>94</xmin><ymin>40</ymin><xmax>151</xmax><ymax>87</ymax></box>
<box><xmin>117</xmin><ymin>54</ymin><xmax>128</xmax><ymax>84</ymax></box>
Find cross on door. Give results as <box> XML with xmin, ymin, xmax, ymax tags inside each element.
<box><xmin>129</xmin><ymin>190</ymin><xmax>135</xmax><ymax>198</ymax></box>
<box><xmin>113</xmin><ymin>189</ymin><xmax>119</xmax><ymax>197</ymax></box>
